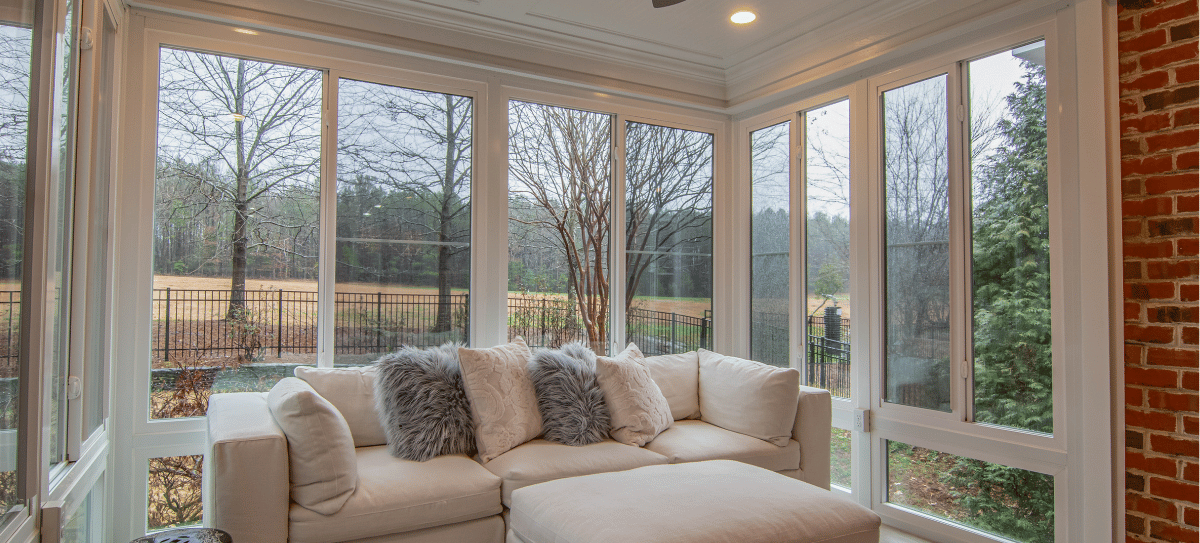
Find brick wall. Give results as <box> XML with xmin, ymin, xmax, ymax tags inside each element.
<box><xmin>1120</xmin><ymin>0</ymin><xmax>1200</xmax><ymax>542</ymax></box>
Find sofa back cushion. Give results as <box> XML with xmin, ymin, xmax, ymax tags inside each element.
<box><xmin>642</xmin><ymin>351</ymin><xmax>701</xmax><ymax>420</ymax></box>
<box><xmin>458</xmin><ymin>337</ymin><xmax>543</xmax><ymax>462</ymax></box>
<box><xmin>267</xmin><ymin>377</ymin><xmax>358</xmax><ymax>515</ymax></box>
<box><xmin>295</xmin><ymin>365</ymin><xmax>387</xmax><ymax>447</ymax></box>
<box><xmin>698</xmin><ymin>349</ymin><xmax>800</xmax><ymax>447</ymax></box>
<box><xmin>595</xmin><ymin>343</ymin><xmax>673</xmax><ymax>446</ymax></box>
<box><xmin>528</xmin><ymin>342</ymin><xmax>611</xmax><ymax>446</ymax></box>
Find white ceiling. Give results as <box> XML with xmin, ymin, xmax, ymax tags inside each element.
<box><xmin>157</xmin><ymin>0</ymin><xmax>1055</xmax><ymax>109</ymax></box>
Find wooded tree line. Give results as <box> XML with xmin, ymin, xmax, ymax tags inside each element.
<box><xmin>0</xmin><ymin>24</ymin><xmax>30</xmax><ymax>283</ymax></box>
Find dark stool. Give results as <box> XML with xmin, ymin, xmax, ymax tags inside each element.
<box><xmin>130</xmin><ymin>528</ymin><xmax>231</xmax><ymax>543</ymax></box>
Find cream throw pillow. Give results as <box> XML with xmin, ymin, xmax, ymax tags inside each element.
<box><xmin>295</xmin><ymin>365</ymin><xmax>387</xmax><ymax>447</ymax></box>
<box><xmin>642</xmin><ymin>351</ymin><xmax>701</xmax><ymax>420</ymax></box>
<box><xmin>595</xmin><ymin>343</ymin><xmax>673</xmax><ymax>446</ymax></box>
<box><xmin>458</xmin><ymin>337</ymin><xmax>543</xmax><ymax>462</ymax></box>
<box><xmin>698</xmin><ymin>349</ymin><xmax>800</xmax><ymax>447</ymax></box>
<box><xmin>266</xmin><ymin>377</ymin><xmax>358</xmax><ymax>515</ymax></box>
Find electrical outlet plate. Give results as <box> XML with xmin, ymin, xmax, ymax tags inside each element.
<box><xmin>853</xmin><ymin>408</ymin><xmax>871</xmax><ymax>432</ymax></box>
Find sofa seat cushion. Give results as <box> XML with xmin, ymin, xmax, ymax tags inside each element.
<box><xmin>507</xmin><ymin>460</ymin><xmax>880</xmax><ymax>543</ymax></box>
<box><xmin>645</xmin><ymin>420</ymin><xmax>800</xmax><ymax>472</ymax></box>
<box><xmin>288</xmin><ymin>446</ymin><xmax>502</xmax><ymax>543</ymax></box>
<box><xmin>483</xmin><ymin>439</ymin><xmax>669</xmax><ymax>506</ymax></box>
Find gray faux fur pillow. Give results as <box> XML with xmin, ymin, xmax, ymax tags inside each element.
<box><xmin>373</xmin><ymin>343</ymin><xmax>476</xmax><ymax>461</ymax></box>
<box><xmin>528</xmin><ymin>342</ymin><xmax>611</xmax><ymax>446</ymax></box>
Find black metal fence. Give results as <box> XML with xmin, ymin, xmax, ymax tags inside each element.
<box><xmin>150</xmin><ymin>289</ymin><xmax>713</xmax><ymax>363</ymax></box>
<box><xmin>0</xmin><ymin>291</ymin><xmax>18</xmax><ymax>377</ymax></box>
<box><xmin>806</xmin><ymin>311</ymin><xmax>851</xmax><ymax>398</ymax></box>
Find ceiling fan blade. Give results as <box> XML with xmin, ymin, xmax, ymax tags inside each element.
<box><xmin>652</xmin><ymin>0</ymin><xmax>686</xmax><ymax>7</ymax></box>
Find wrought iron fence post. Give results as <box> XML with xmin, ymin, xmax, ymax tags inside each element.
<box><xmin>163</xmin><ymin>288</ymin><xmax>170</xmax><ymax>362</ymax></box>
<box><xmin>670</xmin><ymin>313</ymin><xmax>677</xmax><ymax>351</ymax></box>
<box><xmin>376</xmin><ymin>292</ymin><xmax>383</xmax><ymax>352</ymax></box>
<box><xmin>278</xmin><ymin>289</ymin><xmax>284</xmax><ymax>358</ymax></box>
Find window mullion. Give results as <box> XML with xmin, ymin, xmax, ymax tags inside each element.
<box><xmin>316</xmin><ymin>69</ymin><xmax>337</xmax><ymax>368</ymax></box>
<box><xmin>610</xmin><ymin>115</ymin><xmax>626</xmax><ymax>354</ymax></box>
<box><xmin>946</xmin><ymin>61</ymin><xmax>971</xmax><ymax>422</ymax></box>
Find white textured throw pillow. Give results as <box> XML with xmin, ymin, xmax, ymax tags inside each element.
<box><xmin>595</xmin><ymin>343</ymin><xmax>673</xmax><ymax>446</ymax></box>
<box><xmin>642</xmin><ymin>351</ymin><xmax>701</xmax><ymax>420</ymax></box>
<box><xmin>458</xmin><ymin>337</ymin><xmax>543</xmax><ymax>463</ymax></box>
<box><xmin>698</xmin><ymin>349</ymin><xmax>800</xmax><ymax>447</ymax></box>
<box><xmin>266</xmin><ymin>377</ymin><xmax>358</xmax><ymax>515</ymax></box>
<box><xmin>295</xmin><ymin>365</ymin><xmax>387</xmax><ymax>447</ymax></box>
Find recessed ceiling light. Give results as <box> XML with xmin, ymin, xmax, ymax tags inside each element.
<box><xmin>730</xmin><ymin>11</ymin><xmax>756</xmax><ymax>24</ymax></box>
<box><xmin>233</xmin><ymin>28</ymin><xmax>259</xmax><ymax>35</ymax></box>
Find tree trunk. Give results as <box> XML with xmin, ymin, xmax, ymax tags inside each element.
<box><xmin>432</xmin><ymin>95</ymin><xmax>457</xmax><ymax>333</ymax></box>
<box><xmin>227</xmin><ymin>59</ymin><xmax>248</xmax><ymax>319</ymax></box>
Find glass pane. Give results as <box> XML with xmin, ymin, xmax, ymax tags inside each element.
<box><xmin>887</xmin><ymin>441</ymin><xmax>1054</xmax><ymax>542</ymax></box>
<box><xmin>0</xmin><ymin>0</ymin><xmax>33</xmax><ymax>521</ymax></box>
<box><xmin>749</xmin><ymin>121</ymin><xmax>789</xmax><ymax>368</ymax></box>
<box><xmin>625</xmin><ymin>121</ymin><xmax>713</xmax><ymax>356</ymax></box>
<box><xmin>508</xmin><ymin>101</ymin><xmax>611</xmax><ymax>353</ymax></box>
<box><xmin>882</xmin><ymin>75</ymin><xmax>951</xmax><ymax>412</ymax></box>
<box><xmin>147</xmin><ymin>455</ymin><xmax>202</xmax><ymax>531</ymax></box>
<box><xmin>804</xmin><ymin>100</ymin><xmax>852</xmax><ymax>398</ymax></box>
<box><xmin>969</xmin><ymin>42</ymin><xmax>1052</xmax><ymax>434</ymax></box>
<box><xmin>153</xmin><ymin>49</ymin><xmax>322</xmax><ymax>417</ymax></box>
<box><xmin>336</xmin><ymin>80</ymin><xmax>471</xmax><ymax>363</ymax></box>
<box><xmin>61</xmin><ymin>473</ymin><xmax>104</xmax><ymax>543</ymax></box>
<box><xmin>831</xmin><ymin>428</ymin><xmax>851</xmax><ymax>490</ymax></box>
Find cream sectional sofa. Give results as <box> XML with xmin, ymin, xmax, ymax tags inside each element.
<box><xmin>203</xmin><ymin>349</ymin><xmax>832</xmax><ymax>543</ymax></box>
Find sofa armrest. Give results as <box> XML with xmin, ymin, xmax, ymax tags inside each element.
<box><xmin>204</xmin><ymin>392</ymin><xmax>290</xmax><ymax>543</ymax></box>
<box><xmin>792</xmin><ymin>386</ymin><xmax>832</xmax><ymax>490</ymax></box>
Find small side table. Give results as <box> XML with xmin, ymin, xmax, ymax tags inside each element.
<box><xmin>130</xmin><ymin>528</ymin><xmax>232</xmax><ymax>543</ymax></box>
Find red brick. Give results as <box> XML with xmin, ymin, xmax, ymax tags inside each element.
<box><xmin>1181</xmin><ymin>195</ymin><xmax>1199</xmax><ymax>212</ymax></box>
<box><xmin>1125</xmin><ymin>196</ymin><xmax>1176</xmax><ymax>217</ymax></box>
<box><xmin>1146</xmin><ymin>259</ymin><xmax>1199</xmax><ymax>280</ymax></box>
<box><xmin>1124</xmin><ymin>154</ymin><xmax>1176</xmax><ymax>176</ymax></box>
<box><xmin>1127</xmin><ymin>260</ymin><xmax>1145</xmax><ymax>279</ymax></box>
<box><xmin>1127</xmin><ymin>240</ymin><xmax>1177</xmax><ymax>258</ymax></box>
<box><xmin>1130</xmin><ymin>450</ymin><xmax>1181</xmax><ymax>477</ymax></box>
<box><xmin>1129</xmin><ymin>514</ymin><xmax>1147</xmax><ymax>538</ymax></box>
<box><xmin>1186</xmin><ymin>462</ymin><xmax>1199</xmax><ymax>482</ymax></box>
<box><xmin>1149</xmin><ymin>476</ymin><xmax>1200</xmax><ymax>502</ymax></box>
<box><xmin>1129</xmin><ymin>343</ymin><xmax>1147</xmax><ymax>364</ymax></box>
<box><xmin>1128</xmin><ymin>407</ymin><xmax>1180</xmax><ymax>432</ymax></box>
<box><xmin>1125</xmin><ymin>178</ymin><xmax>1146</xmax><ymax>196</ymax></box>
<box><xmin>1182</xmin><ymin>237</ymin><xmax>1199</xmax><ymax>256</ymax></box>
<box><xmin>1128</xmin><ymin>491</ymin><xmax>1179</xmax><ymax>519</ymax></box>
<box><xmin>1124</xmin><ymin>30</ymin><xmax>1171</xmax><ymax>56</ymax></box>
<box><xmin>1151</xmin><ymin>434</ymin><xmax>1200</xmax><ymax>457</ymax></box>
<box><xmin>1123</xmin><ymin>98</ymin><xmax>1142</xmax><ymax>116</ymax></box>
<box><xmin>1187</xmin><ymin>415</ymin><xmax>1200</xmax><ymax>435</ymax></box>
<box><xmin>1126</xmin><ymin>281</ymin><xmax>1177</xmax><ymax>299</ymax></box>
<box><xmin>1141</xmin><ymin>1</ymin><xmax>1200</xmax><ymax>31</ymax></box>
<box><xmin>1179</xmin><ymin>63</ymin><xmax>1200</xmax><ymax>84</ymax></box>
<box><xmin>1129</xmin><ymin>364</ymin><xmax>1185</xmax><ymax>387</ymax></box>
<box><xmin>1142</xmin><ymin>40</ymin><xmax>1200</xmax><ymax>70</ymax></box>
<box><xmin>1149</xmin><ymin>520</ymin><xmax>1200</xmax><ymax>543</ymax></box>
<box><xmin>1175</xmin><ymin>20</ymin><xmax>1200</xmax><ymax>41</ymax></box>
<box><xmin>1147</xmin><ymin>346</ymin><xmax>1200</xmax><ymax>367</ymax></box>
<box><xmin>1128</xmin><ymin>301</ymin><xmax>1145</xmax><ymax>320</ymax></box>
<box><xmin>1148</xmin><ymin>389</ymin><xmax>1200</xmax><ymax>411</ymax></box>
<box><xmin>1146</xmin><ymin>129</ymin><xmax>1200</xmax><ymax>153</ymax></box>
<box><xmin>1148</xmin><ymin>305</ymin><xmax>1198</xmax><ymax>323</ymax></box>
<box><xmin>1129</xmin><ymin>385</ymin><xmax>1147</xmax><ymax>405</ymax></box>
<box><xmin>1125</xmin><ymin>137</ymin><xmax>1147</xmax><ymax>156</ymax></box>
<box><xmin>1146</xmin><ymin>173</ymin><xmax>1200</xmax><ymax>194</ymax></box>
<box><xmin>1126</xmin><ymin>219</ymin><xmax>1146</xmax><ymax>237</ymax></box>
<box><xmin>1124</xmin><ymin>110</ymin><xmax>1174</xmax><ymax>133</ymax></box>
<box><xmin>1179</xmin><ymin>151</ymin><xmax>1199</xmax><ymax>170</ymax></box>
<box><xmin>1148</xmin><ymin>217</ymin><xmax>1198</xmax><ymax>236</ymax></box>
<box><xmin>1184</xmin><ymin>326</ymin><xmax>1199</xmax><ymax>344</ymax></box>
<box><xmin>1182</xmin><ymin>284</ymin><xmax>1198</xmax><ymax>301</ymax></box>
<box><xmin>1186</xmin><ymin>506</ymin><xmax>1199</xmax><ymax>527</ymax></box>
<box><xmin>1186</xmin><ymin>371</ymin><xmax>1199</xmax><ymax>391</ymax></box>
<box><xmin>1145</xmin><ymin>86</ymin><xmax>1200</xmax><ymax>110</ymax></box>
<box><xmin>1176</xmin><ymin>106</ymin><xmax>1199</xmax><ymax>127</ymax></box>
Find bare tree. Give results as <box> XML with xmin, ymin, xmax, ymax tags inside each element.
<box><xmin>0</xmin><ymin>24</ymin><xmax>31</xmax><ymax>281</ymax></box>
<box><xmin>337</xmin><ymin>81</ymin><xmax>472</xmax><ymax>333</ymax></box>
<box><xmin>155</xmin><ymin>48</ymin><xmax>322</xmax><ymax>317</ymax></box>
<box><xmin>508</xmin><ymin>102</ymin><xmax>612</xmax><ymax>350</ymax></box>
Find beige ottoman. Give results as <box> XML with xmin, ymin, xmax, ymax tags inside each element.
<box><xmin>506</xmin><ymin>459</ymin><xmax>880</xmax><ymax>543</ymax></box>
